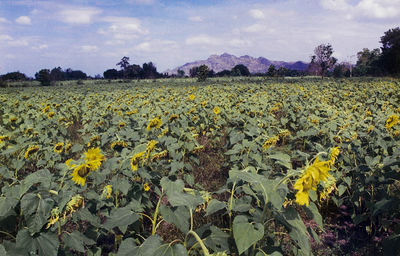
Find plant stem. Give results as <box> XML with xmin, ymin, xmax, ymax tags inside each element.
<box><xmin>152</xmin><ymin>194</ymin><xmax>163</xmax><ymax>235</ymax></box>
<box><xmin>187</xmin><ymin>230</ymin><xmax>210</xmax><ymax>256</ymax></box>
<box><xmin>0</xmin><ymin>230</ymin><xmax>16</xmax><ymax>240</ymax></box>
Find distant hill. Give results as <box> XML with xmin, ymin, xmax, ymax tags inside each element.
<box><xmin>165</xmin><ymin>53</ymin><xmax>308</xmax><ymax>75</ymax></box>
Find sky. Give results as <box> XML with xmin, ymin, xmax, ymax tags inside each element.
<box><xmin>0</xmin><ymin>0</ymin><xmax>399</xmax><ymax>77</ymax></box>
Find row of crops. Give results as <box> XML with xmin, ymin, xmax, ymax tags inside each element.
<box><xmin>0</xmin><ymin>78</ymin><xmax>399</xmax><ymax>255</ymax></box>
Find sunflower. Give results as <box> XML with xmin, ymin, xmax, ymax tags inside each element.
<box><xmin>294</xmin><ymin>148</ymin><xmax>339</xmax><ymax>206</ymax></box>
<box><xmin>146</xmin><ymin>140</ymin><xmax>158</xmax><ymax>158</ymax></box>
<box><xmin>189</xmin><ymin>94</ymin><xmax>195</xmax><ymax>101</ymax></box>
<box><xmin>24</xmin><ymin>145</ymin><xmax>40</xmax><ymax>159</ymax></box>
<box><xmin>130</xmin><ymin>151</ymin><xmax>145</xmax><ymax>171</ymax></box>
<box><xmin>386</xmin><ymin>115</ymin><xmax>399</xmax><ymax>129</ymax></box>
<box><xmin>143</xmin><ymin>183</ymin><xmax>150</xmax><ymax>191</ymax></box>
<box><xmin>169</xmin><ymin>114</ymin><xmax>179</xmax><ymax>121</ymax></box>
<box><xmin>102</xmin><ymin>185</ymin><xmax>112</xmax><ymax>199</ymax></box>
<box><xmin>262</xmin><ymin>136</ymin><xmax>280</xmax><ymax>150</ymax></box>
<box><xmin>213</xmin><ymin>106</ymin><xmax>220</xmax><ymax>115</ymax></box>
<box><xmin>24</xmin><ymin>128</ymin><xmax>34</xmax><ymax>135</ymax></box>
<box><xmin>146</xmin><ymin>117</ymin><xmax>162</xmax><ymax>131</ymax></box>
<box><xmin>54</xmin><ymin>142</ymin><xmax>64</xmax><ymax>154</ymax></box>
<box><xmin>48</xmin><ymin>112</ymin><xmax>56</xmax><ymax>118</ymax></box>
<box><xmin>110</xmin><ymin>141</ymin><xmax>128</xmax><ymax>151</ymax></box>
<box><xmin>118</xmin><ymin>122</ymin><xmax>126</xmax><ymax>129</ymax></box>
<box><xmin>0</xmin><ymin>135</ymin><xmax>9</xmax><ymax>143</ymax></box>
<box><xmin>9</xmin><ymin>117</ymin><xmax>18</xmax><ymax>123</ymax></box>
<box><xmin>71</xmin><ymin>163</ymin><xmax>91</xmax><ymax>186</ymax></box>
<box><xmin>46</xmin><ymin>207</ymin><xmax>60</xmax><ymax>229</ymax></box>
<box><xmin>65</xmin><ymin>143</ymin><xmax>72</xmax><ymax>153</ymax></box>
<box><xmin>84</xmin><ymin>147</ymin><xmax>105</xmax><ymax>171</ymax></box>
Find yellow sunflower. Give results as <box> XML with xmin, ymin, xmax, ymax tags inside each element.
<box><xmin>386</xmin><ymin>115</ymin><xmax>399</xmax><ymax>129</ymax></box>
<box><xmin>146</xmin><ymin>140</ymin><xmax>158</xmax><ymax>158</ymax></box>
<box><xmin>0</xmin><ymin>135</ymin><xmax>10</xmax><ymax>143</ymax></box>
<box><xmin>130</xmin><ymin>151</ymin><xmax>145</xmax><ymax>171</ymax></box>
<box><xmin>110</xmin><ymin>141</ymin><xmax>128</xmax><ymax>151</ymax></box>
<box><xmin>65</xmin><ymin>143</ymin><xmax>72</xmax><ymax>153</ymax></box>
<box><xmin>213</xmin><ymin>106</ymin><xmax>220</xmax><ymax>115</ymax></box>
<box><xmin>24</xmin><ymin>145</ymin><xmax>40</xmax><ymax>159</ymax></box>
<box><xmin>84</xmin><ymin>147</ymin><xmax>105</xmax><ymax>171</ymax></box>
<box><xmin>146</xmin><ymin>117</ymin><xmax>162</xmax><ymax>131</ymax></box>
<box><xmin>144</xmin><ymin>183</ymin><xmax>150</xmax><ymax>191</ymax></box>
<box><xmin>54</xmin><ymin>142</ymin><xmax>64</xmax><ymax>154</ymax></box>
<box><xmin>102</xmin><ymin>185</ymin><xmax>112</xmax><ymax>199</ymax></box>
<box><xmin>71</xmin><ymin>163</ymin><xmax>91</xmax><ymax>186</ymax></box>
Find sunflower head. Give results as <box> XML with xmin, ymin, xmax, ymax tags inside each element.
<box><xmin>84</xmin><ymin>147</ymin><xmax>105</xmax><ymax>171</ymax></box>
<box><xmin>54</xmin><ymin>142</ymin><xmax>64</xmax><ymax>154</ymax></box>
<box><xmin>71</xmin><ymin>163</ymin><xmax>91</xmax><ymax>186</ymax></box>
<box><xmin>65</xmin><ymin>143</ymin><xmax>72</xmax><ymax>153</ymax></box>
<box><xmin>144</xmin><ymin>183</ymin><xmax>150</xmax><ymax>191</ymax></box>
<box><xmin>213</xmin><ymin>106</ymin><xmax>220</xmax><ymax>115</ymax></box>
<box><xmin>130</xmin><ymin>151</ymin><xmax>145</xmax><ymax>171</ymax></box>
<box><xmin>25</xmin><ymin>145</ymin><xmax>40</xmax><ymax>159</ymax></box>
<box><xmin>111</xmin><ymin>141</ymin><xmax>128</xmax><ymax>151</ymax></box>
<box><xmin>146</xmin><ymin>117</ymin><xmax>162</xmax><ymax>131</ymax></box>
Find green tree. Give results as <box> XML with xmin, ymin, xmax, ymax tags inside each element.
<box><xmin>231</xmin><ymin>64</ymin><xmax>250</xmax><ymax>76</ymax></box>
<box><xmin>311</xmin><ymin>44</ymin><xmax>337</xmax><ymax>78</ymax></box>
<box><xmin>354</xmin><ymin>48</ymin><xmax>382</xmax><ymax>76</ymax></box>
<box><xmin>35</xmin><ymin>69</ymin><xmax>51</xmax><ymax>86</ymax></box>
<box><xmin>197</xmin><ymin>65</ymin><xmax>209</xmax><ymax>82</ymax></box>
<box><xmin>177</xmin><ymin>69</ymin><xmax>185</xmax><ymax>78</ymax></box>
<box><xmin>117</xmin><ymin>56</ymin><xmax>130</xmax><ymax>78</ymax></box>
<box><xmin>380</xmin><ymin>27</ymin><xmax>400</xmax><ymax>75</ymax></box>
<box><xmin>267</xmin><ymin>65</ymin><xmax>276</xmax><ymax>77</ymax></box>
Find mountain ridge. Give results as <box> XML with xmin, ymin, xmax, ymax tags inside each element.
<box><xmin>165</xmin><ymin>53</ymin><xmax>309</xmax><ymax>75</ymax></box>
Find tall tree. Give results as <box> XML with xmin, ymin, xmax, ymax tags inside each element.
<box><xmin>117</xmin><ymin>56</ymin><xmax>130</xmax><ymax>78</ymax></box>
<box><xmin>354</xmin><ymin>48</ymin><xmax>382</xmax><ymax>76</ymax></box>
<box><xmin>267</xmin><ymin>65</ymin><xmax>276</xmax><ymax>77</ymax></box>
<box><xmin>231</xmin><ymin>64</ymin><xmax>250</xmax><ymax>76</ymax></box>
<box><xmin>380</xmin><ymin>27</ymin><xmax>400</xmax><ymax>75</ymax></box>
<box><xmin>311</xmin><ymin>44</ymin><xmax>337</xmax><ymax>78</ymax></box>
<box><xmin>35</xmin><ymin>69</ymin><xmax>51</xmax><ymax>86</ymax></box>
<box><xmin>197</xmin><ymin>65</ymin><xmax>209</xmax><ymax>82</ymax></box>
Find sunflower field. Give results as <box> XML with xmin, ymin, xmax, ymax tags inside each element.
<box><xmin>0</xmin><ymin>78</ymin><xmax>400</xmax><ymax>256</ymax></box>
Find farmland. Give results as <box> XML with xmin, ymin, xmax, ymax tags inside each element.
<box><xmin>0</xmin><ymin>77</ymin><xmax>400</xmax><ymax>255</ymax></box>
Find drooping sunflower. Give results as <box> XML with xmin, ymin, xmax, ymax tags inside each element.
<box><xmin>130</xmin><ymin>151</ymin><xmax>145</xmax><ymax>171</ymax></box>
<box><xmin>48</xmin><ymin>112</ymin><xmax>56</xmax><ymax>118</ymax></box>
<box><xmin>54</xmin><ymin>142</ymin><xmax>64</xmax><ymax>154</ymax></box>
<box><xmin>71</xmin><ymin>163</ymin><xmax>91</xmax><ymax>186</ymax></box>
<box><xmin>84</xmin><ymin>147</ymin><xmax>105</xmax><ymax>171</ymax></box>
<box><xmin>146</xmin><ymin>140</ymin><xmax>158</xmax><ymax>158</ymax></box>
<box><xmin>169</xmin><ymin>114</ymin><xmax>179</xmax><ymax>121</ymax></box>
<box><xmin>146</xmin><ymin>117</ymin><xmax>162</xmax><ymax>131</ymax></box>
<box><xmin>386</xmin><ymin>115</ymin><xmax>399</xmax><ymax>129</ymax></box>
<box><xmin>262</xmin><ymin>135</ymin><xmax>280</xmax><ymax>150</ymax></box>
<box><xmin>293</xmin><ymin>148</ymin><xmax>340</xmax><ymax>206</ymax></box>
<box><xmin>110</xmin><ymin>141</ymin><xmax>128</xmax><ymax>151</ymax></box>
<box><xmin>102</xmin><ymin>185</ymin><xmax>112</xmax><ymax>199</ymax></box>
<box><xmin>143</xmin><ymin>183</ymin><xmax>150</xmax><ymax>191</ymax></box>
<box><xmin>24</xmin><ymin>145</ymin><xmax>40</xmax><ymax>159</ymax></box>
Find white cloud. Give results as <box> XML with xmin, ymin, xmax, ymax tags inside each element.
<box><xmin>0</xmin><ymin>17</ymin><xmax>8</xmax><ymax>23</ymax></box>
<box><xmin>15</xmin><ymin>16</ymin><xmax>31</xmax><ymax>25</ymax></box>
<box><xmin>244</xmin><ymin>24</ymin><xmax>266</xmax><ymax>33</ymax></box>
<box><xmin>356</xmin><ymin>0</ymin><xmax>400</xmax><ymax>18</ymax></box>
<box><xmin>249</xmin><ymin>9</ymin><xmax>265</xmax><ymax>19</ymax></box>
<box><xmin>0</xmin><ymin>34</ymin><xmax>13</xmax><ymax>41</ymax></box>
<box><xmin>320</xmin><ymin>0</ymin><xmax>351</xmax><ymax>11</ymax></box>
<box><xmin>229</xmin><ymin>39</ymin><xmax>252</xmax><ymax>47</ymax></box>
<box><xmin>134</xmin><ymin>40</ymin><xmax>178</xmax><ymax>52</ymax></box>
<box><xmin>100</xmin><ymin>16</ymin><xmax>148</xmax><ymax>40</ymax></box>
<box><xmin>320</xmin><ymin>0</ymin><xmax>400</xmax><ymax>19</ymax></box>
<box><xmin>9</xmin><ymin>39</ymin><xmax>29</xmax><ymax>47</ymax></box>
<box><xmin>189</xmin><ymin>16</ymin><xmax>203</xmax><ymax>22</ymax></box>
<box><xmin>58</xmin><ymin>7</ymin><xmax>102</xmax><ymax>25</ymax></box>
<box><xmin>32</xmin><ymin>44</ymin><xmax>48</xmax><ymax>50</ymax></box>
<box><xmin>185</xmin><ymin>35</ymin><xmax>222</xmax><ymax>46</ymax></box>
<box><xmin>80</xmin><ymin>45</ymin><xmax>99</xmax><ymax>53</ymax></box>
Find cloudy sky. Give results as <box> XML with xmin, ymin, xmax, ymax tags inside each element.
<box><xmin>0</xmin><ymin>0</ymin><xmax>399</xmax><ymax>76</ymax></box>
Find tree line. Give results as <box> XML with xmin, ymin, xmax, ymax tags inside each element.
<box><xmin>0</xmin><ymin>27</ymin><xmax>399</xmax><ymax>86</ymax></box>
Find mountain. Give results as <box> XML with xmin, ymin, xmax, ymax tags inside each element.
<box><xmin>165</xmin><ymin>53</ymin><xmax>309</xmax><ymax>75</ymax></box>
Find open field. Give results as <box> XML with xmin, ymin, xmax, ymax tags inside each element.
<box><xmin>1</xmin><ymin>77</ymin><xmax>400</xmax><ymax>255</ymax></box>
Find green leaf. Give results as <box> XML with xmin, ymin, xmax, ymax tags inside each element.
<box><xmin>27</xmin><ymin>196</ymin><xmax>54</xmax><ymax>234</ymax></box>
<box><xmin>34</xmin><ymin>232</ymin><xmax>60</xmax><ymax>256</ymax></box>
<box><xmin>233</xmin><ymin>215</ymin><xmax>264</xmax><ymax>255</ymax></box>
<box><xmin>205</xmin><ymin>199</ymin><xmax>226</xmax><ymax>216</ymax></box>
<box><xmin>167</xmin><ymin>191</ymin><xmax>203</xmax><ymax>210</ymax></box>
<box><xmin>159</xmin><ymin>205</ymin><xmax>190</xmax><ymax>233</ymax></box>
<box><xmin>63</xmin><ymin>231</ymin><xmax>95</xmax><ymax>253</ymax></box>
<box><xmin>338</xmin><ymin>184</ymin><xmax>347</xmax><ymax>196</ymax></box>
<box><xmin>0</xmin><ymin>197</ymin><xmax>18</xmax><ymax>218</ymax></box>
<box><xmin>104</xmin><ymin>207</ymin><xmax>139</xmax><ymax>233</ymax></box>
<box><xmin>21</xmin><ymin>193</ymin><xmax>39</xmax><ymax>216</ymax></box>
<box><xmin>0</xmin><ymin>244</ymin><xmax>6</xmax><ymax>256</ymax></box>
<box><xmin>160</xmin><ymin>177</ymin><xmax>184</xmax><ymax>196</ymax></box>
<box><xmin>117</xmin><ymin>238</ymin><xmax>137</xmax><ymax>256</ymax></box>
<box><xmin>268</xmin><ymin>153</ymin><xmax>291</xmax><ymax>169</ymax></box>
<box><xmin>304</xmin><ymin>202</ymin><xmax>323</xmax><ymax>229</ymax></box>
<box><xmin>204</xmin><ymin>226</ymin><xmax>230</xmax><ymax>253</ymax></box>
